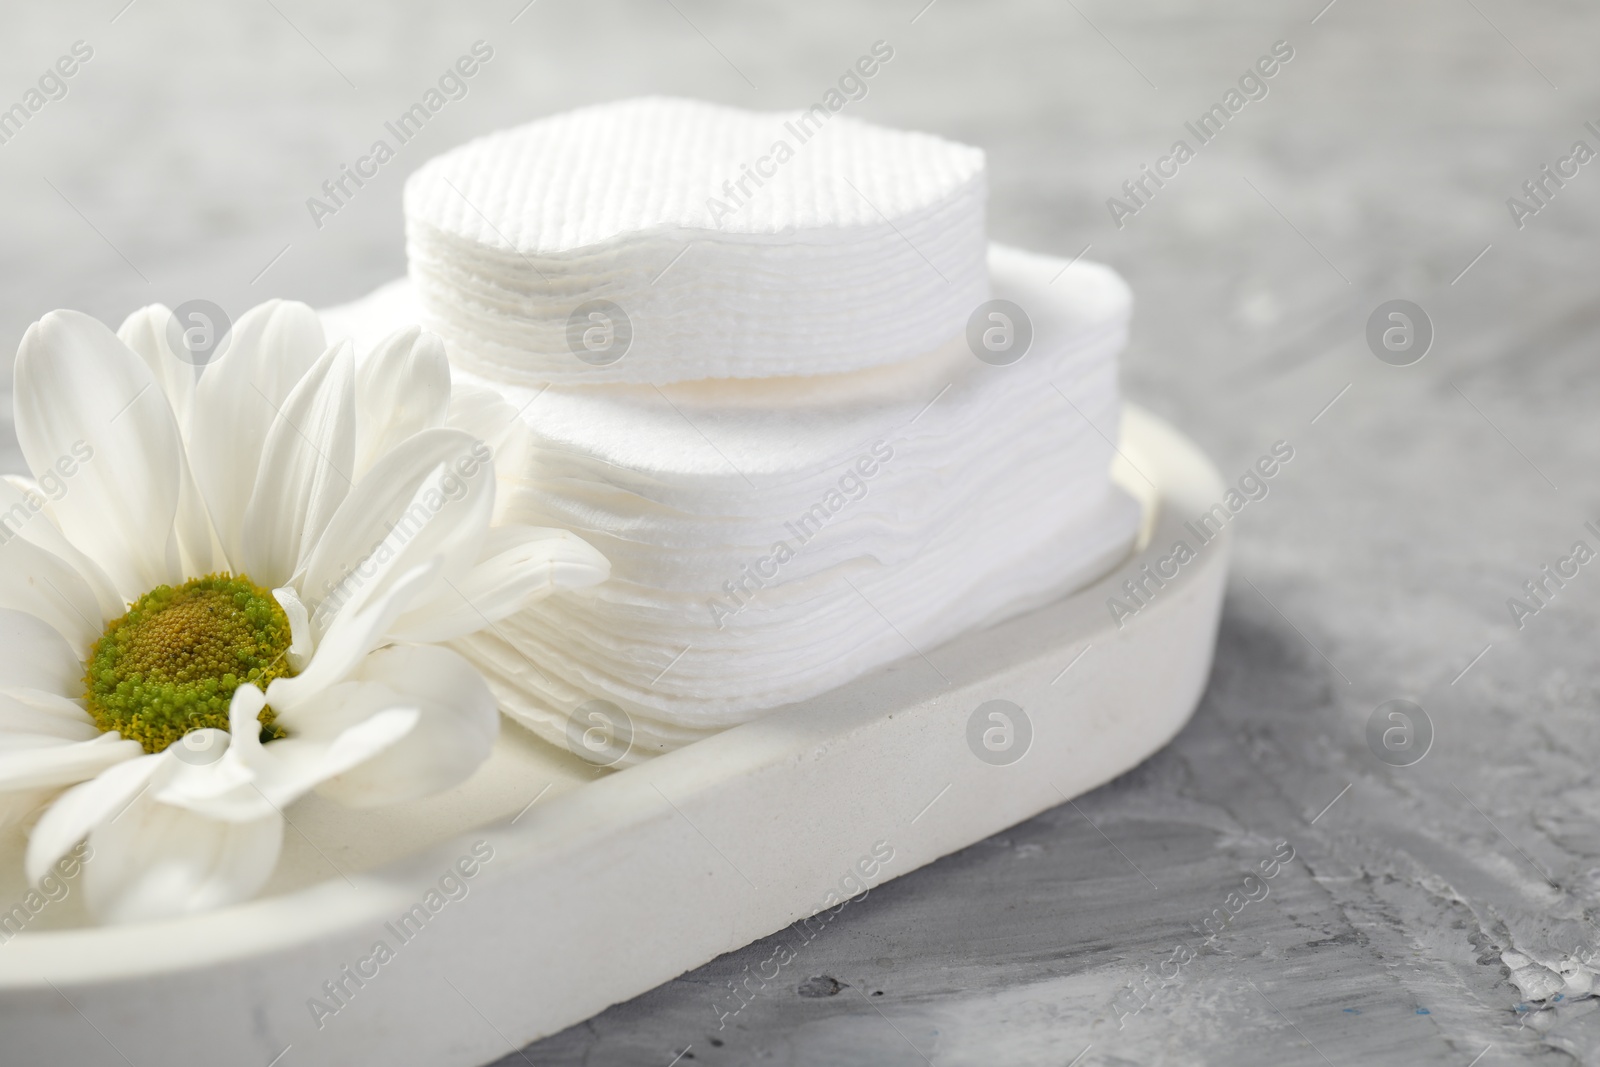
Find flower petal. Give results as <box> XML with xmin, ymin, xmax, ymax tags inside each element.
<box><xmin>445</xmin><ymin>383</ymin><xmax>537</xmax><ymax>526</ymax></box>
<box><xmin>354</xmin><ymin>327</ymin><xmax>450</xmax><ymax>479</ymax></box>
<box><xmin>319</xmin><ymin>458</ymin><xmax>493</xmax><ymax>632</ymax></box>
<box><xmin>170</xmin><ymin>456</ymin><xmax>223</xmax><ymax>577</ymax></box>
<box><xmin>81</xmin><ymin>783</ymin><xmax>283</xmax><ymax>925</ymax></box>
<box><xmin>0</xmin><ymin>478</ymin><xmax>122</xmax><ymax>620</ymax></box>
<box><xmin>0</xmin><ymin>687</ymin><xmax>96</xmax><ymax>740</ymax></box>
<box><xmin>0</xmin><ymin>528</ymin><xmax>111</xmax><ymax>650</ymax></box>
<box><xmin>14</xmin><ymin>310</ymin><xmax>183</xmax><ymax>598</ymax></box>
<box><xmin>116</xmin><ymin>305</ymin><xmax>196</xmax><ymax>432</ymax></box>
<box><xmin>267</xmin><ymin>558</ymin><xmax>441</xmax><ymax>709</ymax></box>
<box><xmin>191</xmin><ymin>680</ymin><xmax>418</xmax><ymax>814</ymax></box>
<box><xmin>310</xmin><ymin>644</ymin><xmax>497</xmax><ymax>808</ymax></box>
<box><xmin>25</xmin><ymin>752</ymin><xmax>160</xmax><ymax>883</ymax></box>
<box><xmin>144</xmin><ymin>725</ymin><xmax>267</xmax><ymax>822</ymax></box>
<box><xmin>238</xmin><ymin>340</ymin><xmax>357</xmax><ymax>589</ymax></box>
<box><xmin>189</xmin><ymin>300</ymin><xmax>325</xmax><ymax>567</ymax></box>
<box><xmin>0</xmin><ymin>788</ymin><xmax>53</xmax><ymax>832</ymax></box>
<box><xmin>273</xmin><ymin>586</ymin><xmax>314</xmax><ymax>672</ymax></box>
<box><xmin>298</xmin><ymin>428</ymin><xmax>486</xmax><ymax>627</ymax></box>
<box><xmin>107</xmin><ymin>306</ymin><xmax>221</xmax><ymax>573</ymax></box>
<box><xmin>0</xmin><ymin>608</ymin><xmax>83</xmax><ymax>693</ymax></box>
<box><xmin>0</xmin><ymin>733</ymin><xmax>143</xmax><ymax>792</ymax></box>
<box><xmin>388</xmin><ymin>525</ymin><xmax>610</xmax><ymax>643</ymax></box>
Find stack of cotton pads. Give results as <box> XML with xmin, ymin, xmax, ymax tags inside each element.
<box><xmin>323</xmin><ymin>98</ymin><xmax>1141</xmax><ymax>763</ymax></box>
<box><xmin>403</xmin><ymin>97</ymin><xmax>988</xmax><ymax>385</ymax></box>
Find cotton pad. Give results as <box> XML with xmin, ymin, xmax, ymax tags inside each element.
<box><xmin>323</xmin><ymin>243</ymin><xmax>1141</xmax><ymax>762</ymax></box>
<box><xmin>402</xmin><ymin>97</ymin><xmax>989</xmax><ymax>385</ymax></box>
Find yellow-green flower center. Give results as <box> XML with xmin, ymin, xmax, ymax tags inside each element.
<box><xmin>84</xmin><ymin>574</ymin><xmax>293</xmax><ymax>754</ymax></box>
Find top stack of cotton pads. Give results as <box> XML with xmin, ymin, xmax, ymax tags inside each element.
<box><xmin>403</xmin><ymin>96</ymin><xmax>988</xmax><ymax>385</ymax></box>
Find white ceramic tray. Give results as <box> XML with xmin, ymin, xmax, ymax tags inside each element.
<box><xmin>0</xmin><ymin>405</ymin><xmax>1228</xmax><ymax>1067</ymax></box>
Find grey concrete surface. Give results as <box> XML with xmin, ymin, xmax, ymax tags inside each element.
<box><xmin>2</xmin><ymin>1</ymin><xmax>1597</xmax><ymax>1064</ymax></box>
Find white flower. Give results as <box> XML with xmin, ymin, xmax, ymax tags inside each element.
<box><xmin>0</xmin><ymin>300</ymin><xmax>607</xmax><ymax>924</ymax></box>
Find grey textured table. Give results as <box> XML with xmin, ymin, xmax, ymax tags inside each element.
<box><xmin>2</xmin><ymin>1</ymin><xmax>1596</xmax><ymax>1063</ymax></box>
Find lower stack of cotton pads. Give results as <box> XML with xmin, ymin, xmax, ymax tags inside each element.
<box><xmin>322</xmin><ymin>99</ymin><xmax>1142</xmax><ymax>764</ymax></box>
<box><xmin>326</xmin><ymin>247</ymin><xmax>1140</xmax><ymax>760</ymax></box>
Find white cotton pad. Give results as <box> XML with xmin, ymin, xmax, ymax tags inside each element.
<box><xmin>323</xmin><ymin>243</ymin><xmax>1141</xmax><ymax>762</ymax></box>
<box><xmin>402</xmin><ymin>96</ymin><xmax>989</xmax><ymax>385</ymax></box>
